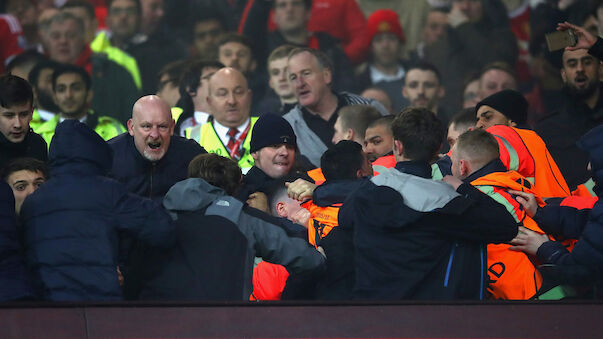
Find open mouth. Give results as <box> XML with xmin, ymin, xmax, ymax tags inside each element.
<box><xmin>148</xmin><ymin>142</ymin><xmax>161</xmax><ymax>150</ymax></box>
<box><xmin>575</xmin><ymin>76</ymin><xmax>588</xmax><ymax>86</ymax></box>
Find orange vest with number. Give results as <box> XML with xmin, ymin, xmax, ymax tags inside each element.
<box><xmin>301</xmin><ymin>200</ymin><xmax>341</xmax><ymax>248</ymax></box>
<box><xmin>487</xmin><ymin>125</ymin><xmax>570</xmax><ymax>198</ymax></box>
<box><xmin>471</xmin><ymin>170</ymin><xmax>546</xmax><ymax>300</ymax></box>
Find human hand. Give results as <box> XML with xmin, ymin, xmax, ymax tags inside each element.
<box><xmin>557</xmin><ymin>21</ymin><xmax>597</xmax><ymax>51</ymax></box>
<box><xmin>509</xmin><ymin>226</ymin><xmax>550</xmax><ymax>255</ymax></box>
<box><xmin>290</xmin><ymin>208</ymin><xmax>311</xmax><ymax>227</ymax></box>
<box><xmin>448</xmin><ymin>4</ymin><xmax>469</xmax><ymax>28</ymax></box>
<box><xmin>247</xmin><ymin>192</ymin><xmax>269</xmax><ymax>213</ymax></box>
<box><xmin>286</xmin><ymin>179</ymin><xmax>317</xmax><ymax>201</ymax></box>
<box><xmin>442</xmin><ymin>175</ymin><xmax>463</xmax><ymax>190</ymax></box>
<box><xmin>508</xmin><ymin>190</ymin><xmax>538</xmax><ymax>217</ymax></box>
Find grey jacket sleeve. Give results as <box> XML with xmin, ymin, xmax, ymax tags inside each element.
<box><xmin>239</xmin><ymin>212</ymin><xmax>325</xmax><ymax>274</ymax></box>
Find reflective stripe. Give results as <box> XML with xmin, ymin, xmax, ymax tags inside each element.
<box><xmin>431</xmin><ymin>163</ymin><xmax>443</xmax><ymax>180</ymax></box>
<box><xmin>474</xmin><ymin>185</ymin><xmax>521</xmax><ymax>222</ymax></box>
<box><xmin>496</xmin><ymin>135</ymin><xmax>520</xmax><ymax>171</ymax></box>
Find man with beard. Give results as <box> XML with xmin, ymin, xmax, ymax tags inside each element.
<box><xmin>37</xmin><ymin>64</ymin><xmax>126</xmax><ymax>145</ymax></box>
<box><xmin>108</xmin><ymin>95</ymin><xmax>205</xmax><ymax>200</ymax></box>
<box><xmin>28</xmin><ymin>60</ymin><xmax>61</xmax><ymax>132</ymax></box>
<box><xmin>402</xmin><ymin>63</ymin><xmax>448</xmax><ymax>126</ymax></box>
<box><xmin>535</xmin><ymin>47</ymin><xmax>603</xmax><ymax>190</ymax></box>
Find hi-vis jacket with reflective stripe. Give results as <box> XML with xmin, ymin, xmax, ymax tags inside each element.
<box><xmin>471</xmin><ymin>170</ymin><xmax>546</xmax><ymax>300</ymax></box>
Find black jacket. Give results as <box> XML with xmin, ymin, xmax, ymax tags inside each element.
<box><xmin>339</xmin><ymin>161</ymin><xmax>518</xmax><ymax>300</ymax></box>
<box><xmin>21</xmin><ymin>120</ymin><xmax>174</xmax><ymax>301</ymax></box>
<box><xmin>108</xmin><ymin>133</ymin><xmax>206</xmax><ymax>200</ymax></box>
<box><xmin>0</xmin><ymin>130</ymin><xmax>47</xmax><ymax>171</ymax></box>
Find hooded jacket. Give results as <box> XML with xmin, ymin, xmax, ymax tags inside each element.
<box><xmin>0</xmin><ymin>129</ymin><xmax>47</xmax><ymax>171</ymax></box>
<box><xmin>21</xmin><ymin>120</ymin><xmax>174</xmax><ymax>301</ymax></box>
<box><xmin>135</xmin><ymin>178</ymin><xmax>325</xmax><ymax>301</ymax></box>
<box><xmin>339</xmin><ymin>161</ymin><xmax>518</xmax><ymax>300</ymax></box>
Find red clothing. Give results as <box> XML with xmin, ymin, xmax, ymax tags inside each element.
<box><xmin>251</xmin><ymin>261</ymin><xmax>289</xmax><ymax>301</ymax></box>
<box><xmin>0</xmin><ymin>15</ymin><xmax>23</xmax><ymax>74</ymax></box>
<box><xmin>372</xmin><ymin>154</ymin><xmax>396</xmax><ymax>176</ymax></box>
<box><xmin>240</xmin><ymin>0</ymin><xmax>368</xmax><ymax>64</ymax></box>
<box><xmin>74</xmin><ymin>45</ymin><xmax>94</xmax><ymax>75</ymax></box>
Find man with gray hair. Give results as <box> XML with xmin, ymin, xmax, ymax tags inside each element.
<box><xmin>46</xmin><ymin>10</ymin><xmax>139</xmax><ymax>124</ymax></box>
<box><xmin>284</xmin><ymin>48</ymin><xmax>388</xmax><ymax>166</ymax></box>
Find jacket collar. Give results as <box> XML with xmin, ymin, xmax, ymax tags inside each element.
<box><xmin>463</xmin><ymin>158</ymin><xmax>507</xmax><ymax>183</ymax></box>
<box><xmin>394</xmin><ymin>160</ymin><xmax>432</xmax><ymax>179</ymax></box>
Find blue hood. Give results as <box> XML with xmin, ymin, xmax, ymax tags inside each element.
<box><xmin>48</xmin><ymin>120</ymin><xmax>113</xmax><ymax>177</ymax></box>
<box><xmin>577</xmin><ymin>125</ymin><xmax>603</xmax><ymax>196</ymax></box>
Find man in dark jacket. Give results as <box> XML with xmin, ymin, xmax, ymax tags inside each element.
<box><xmin>0</xmin><ymin>74</ymin><xmax>47</xmax><ymax>170</ymax></box>
<box><xmin>0</xmin><ymin>180</ymin><xmax>34</xmax><ymax>301</ymax></box>
<box><xmin>20</xmin><ymin>120</ymin><xmax>174</xmax><ymax>301</ymax></box>
<box><xmin>108</xmin><ymin>95</ymin><xmax>206</xmax><ymax>200</ymax></box>
<box><xmin>339</xmin><ymin>107</ymin><xmax>518</xmax><ymax>300</ymax></box>
<box><xmin>134</xmin><ymin>153</ymin><xmax>325</xmax><ymax>301</ymax></box>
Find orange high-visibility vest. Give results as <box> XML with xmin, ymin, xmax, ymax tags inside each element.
<box><xmin>307</xmin><ymin>168</ymin><xmax>326</xmax><ymax>185</ymax></box>
<box><xmin>472</xmin><ymin>170</ymin><xmax>546</xmax><ymax>300</ymax></box>
<box><xmin>250</xmin><ymin>261</ymin><xmax>289</xmax><ymax>301</ymax></box>
<box><xmin>487</xmin><ymin>125</ymin><xmax>570</xmax><ymax>198</ymax></box>
<box><xmin>301</xmin><ymin>200</ymin><xmax>341</xmax><ymax>247</ymax></box>
<box><xmin>572</xmin><ymin>178</ymin><xmax>596</xmax><ymax>197</ymax></box>
<box><xmin>372</xmin><ymin>154</ymin><xmax>396</xmax><ymax>176</ymax></box>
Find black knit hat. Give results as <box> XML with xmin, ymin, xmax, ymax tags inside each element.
<box><xmin>250</xmin><ymin>114</ymin><xmax>296</xmax><ymax>153</ymax></box>
<box><xmin>475</xmin><ymin>89</ymin><xmax>528</xmax><ymax>125</ymax></box>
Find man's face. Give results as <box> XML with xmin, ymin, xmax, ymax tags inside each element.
<box><xmin>35</xmin><ymin>68</ymin><xmax>60</xmax><ymax>111</ymax></box>
<box><xmin>479</xmin><ymin>69</ymin><xmax>517</xmax><ymax>99</ymax></box>
<box><xmin>107</xmin><ymin>0</ymin><xmax>139</xmax><ymax>42</ymax></box>
<box><xmin>6</xmin><ymin>170</ymin><xmax>45</xmax><ymax>215</ymax></box>
<box><xmin>364</xmin><ymin>124</ymin><xmax>393</xmax><ymax>162</ymax></box>
<box><xmin>561</xmin><ymin>49</ymin><xmax>600</xmax><ymax>99</ymax></box>
<box><xmin>193</xmin><ymin>19</ymin><xmax>224</xmax><ymax>59</ymax></box>
<box><xmin>218</xmin><ymin>42</ymin><xmax>255</xmax><ymax>74</ymax></box>
<box><xmin>358</xmin><ymin>151</ymin><xmax>374</xmax><ymax>177</ymax></box>
<box><xmin>452</xmin><ymin>0</ymin><xmax>483</xmax><ymax>22</ymax></box>
<box><xmin>128</xmin><ymin>101</ymin><xmax>175</xmax><ymax>162</ymax></box>
<box><xmin>361</xmin><ymin>88</ymin><xmax>393</xmax><ymax>113</ymax></box>
<box><xmin>140</xmin><ymin>0</ymin><xmax>164</xmax><ymax>34</ymax></box>
<box><xmin>0</xmin><ymin>101</ymin><xmax>33</xmax><ymax>143</ymax></box>
<box><xmin>423</xmin><ymin>11</ymin><xmax>448</xmax><ymax>45</ymax></box>
<box><xmin>47</xmin><ymin>19</ymin><xmax>85</xmax><ymax>64</ymax></box>
<box><xmin>371</xmin><ymin>32</ymin><xmax>402</xmax><ymax>68</ymax></box>
<box><xmin>402</xmin><ymin>69</ymin><xmax>442</xmax><ymax>111</ymax></box>
<box><xmin>331</xmin><ymin>116</ymin><xmax>349</xmax><ymax>145</ymax></box>
<box><xmin>193</xmin><ymin>67</ymin><xmax>219</xmax><ymax>111</ymax></box>
<box><xmin>6</xmin><ymin>0</ymin><xmax>37</xmax><ymax>27</ymax></box>
<box><xmin>447</xmin><ymin>123</ymin><xmax>463</xmax><ymax>148</ymax></box>
<box><xmin>268</xmin><ymin>57</ymin><xmax>294</xmax><ymax>100</ymax></box>
<box><xmin>156</xmin><ymin>74</ymin><xmax>179</xmax><ymax>107</ymax></box>
<box><xmin>450</xmin><ymin>145</ymin><xmax>463</xmax><ymax>179</ymax></box>
<box><xmin>207</xmin><ymin>69</ymin><xmax>252</xmax><ymax>128</ymax></box>
<box><xmin>273</xmin><ymin>0</ymin><xmax>309</xmax><ymax>34</ymax></box>
<box><xmin>252</xmin><ymin>144</ymin><xmax>295</xmax><ymax>178</ymax></box>
<box><xmin>288</xmin><ymin>51</ymin><xmax>332</xmax><ymax>111</ymax></box>
<box><xmin>463</xmin><ymin>79</ymin><xmax>480</xmax><ymax>108</ymax></box>
<box><xmin>62</xmin><ymin>6</ymin><xmax>96</xmax><ymax>43</ymax></box>
<box><xmin>53</xmin><ymin>73</ymin><xmax>90</xmax><ymax>117</ymax></box>
<box><xmin>476</xmin><ymin>104</ymin><xmax>510</xmax><ymax>129</ymax></box>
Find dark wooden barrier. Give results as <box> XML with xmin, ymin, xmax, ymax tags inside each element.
<box><xmin>1</xmin><ymin>300</ymin><xmax>601</xmax><ymax>338</ymax></box>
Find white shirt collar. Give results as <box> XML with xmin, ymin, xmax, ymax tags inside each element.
<box><xmin>369</xmin><ymin>65</ymin><xmax>405</xmax><ymax>83</ymax></box>
<box><xmin>59</xmin><ymin>114</ymin><xmax>87</xmax><ymax>123</ymax></box>
<box><xmin>213</xmin><ymin>118</ymin><xmax>250</xmax><ymax>146</ymax></box>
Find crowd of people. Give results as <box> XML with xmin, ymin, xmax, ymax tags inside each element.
<box><xmin>1</xmin><ymin>0</ymin><xmax>603</xmax><ymax>302</ymax></box>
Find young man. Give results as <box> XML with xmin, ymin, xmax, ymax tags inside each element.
<box><xmin>1</xmin><ymin>157</ymin><xmax>47</xmax><ymax>216</ymax></box>
<box><xmin>257</xmin><ymin>44</ymin><xmax>298</xmax><ymax>116</ymax></box>
<box><xmin>37</xmin><ymin>64</ymin><xmax>126</xmax><ymax>145</ymax></box>
<box><xmin>332</xmin><ymin>105</ymin><xmax>381</xmax><ymax>146</ymax></box>
<box><xmin>402</xmin><ymin>62</ymin><xmax>448</xmax><ymax>124</ymax></box>
<box><xmin>0</xmin><ymin>74</ymin><xmax>47</xmax><ymax>170</ymax></box>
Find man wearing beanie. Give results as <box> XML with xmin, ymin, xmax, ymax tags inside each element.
<box><xmin>236</xmin><ymin>114</ymin><xmax>311</xmax><ymax>211</ymax></box>
<box><xmin>476</xmin><ymin>89</ymin><xmax>529</xmax><ymax>130</ymax></box>
<box><xmin>357</xmin><ymin>9</ymin><xmax>409</xmax><ymax>113</ymax></box>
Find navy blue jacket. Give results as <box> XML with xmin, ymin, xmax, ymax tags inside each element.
<box><xmin>21</xmin><ymin>120</ymin><xmax>174</xmax><ymax>301</ymax></box>
<box><xmin>339</xmin><ymin>161</ymin><xmax>518</xmax><ymax>300</ymax></box>
<box><xmin>0</xmin><ymin>181</ymin><xmax>34</xmax><ymax>301</ymax></box>
<box><xmin>108</xmin><ymin>133</ymin><xmax>205</xmax><ymax>200</ymax></box>
<box><xmin>534</xmin><ymin>125</ymin><xmax>603</xmax><ymax>280</ymax></box>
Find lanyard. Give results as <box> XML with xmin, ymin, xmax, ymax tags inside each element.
<box><xmin>229</xmin><ymin>122</ymin><xmax>251</xmax><ymax>159</ymax></box>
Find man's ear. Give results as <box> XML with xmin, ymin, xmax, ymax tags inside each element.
<box><xmin>393</xmin><ymin>139</ymin><xmax>404</xmax><ymax>157</ymax></box>
<box><xmin>346</xmin><ymin>128</ymin><xmax>354</xmax><ymax>141</ymax></box>
<box><xmin>86</xmin><ymin>89</ymin><xmax>94</xmax><ymax>105</ymax></box>
<box><xmin>276</xmin><ymin>201</ymin><xmax>288</xmax><ymax>218</ymax></box>
<box><xmin>438</xmin><ymin>85</ymin><xmax>446</xmax><ymax>99</ymax></box>
<box><xmin>127</xmin><ymin>119</ymin><xmax>134</xmax><ymax>136</ymax></box>
<box><xmin>459</xmin><ymin>159</ymin><xmax>470</xmax><ymax>177</ymax></box>
<box><xmin>402</xmin><ymin>85</ymin><xmax>409</xmax><ymax>99</ymax></box>
<box><xmin>560</xmin><ymin>68</ymin><xmax>567</xmax><ymax>83</ymax></box>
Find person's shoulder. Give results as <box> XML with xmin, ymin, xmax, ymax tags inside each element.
<box><xmin>107</xmin><ymin>132</ymin><xmax>129</xmax><ymax>146</ymax></box>
<box><xmin>169</xmin><ymin>135</ymin><xmax>206</xmax><ymax>154</ymax></box>
<box><xmin>283</xmin><ymin>105</ymin><xmax>302</xmax><ymax>120</ymax></box>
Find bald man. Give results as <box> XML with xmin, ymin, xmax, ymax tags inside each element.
<box><xmin>108</xmin><ymin>95</ymin><xmax>206</xmax><ymax>200</ymax></box>
<box><xmin>188</xmin><ymin>67</ymin><xmax>258</xmax><ymax>173</ymax></box>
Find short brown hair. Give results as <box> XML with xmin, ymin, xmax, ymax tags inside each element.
<box><xmin>288</xmin><ymin>47</ymin><xmax>333</xmax><ymax>72</ymax></box>
<box><xmin>187</xmin><ymin>153</ymin><xmax>242</xmax><ymax>195</ymax></box>
<box><xmin>338</xmin><ymin>105</ymin><xmax>382</xmax><ymax>140</ymax></box>
<box><xmin>391</xmin><ymin>107</ymin><xmax>444</xmax><ymax>162</ymax></box>
<box><xmin>267</xmin><ymin>44</ymin><xmax>296</xmax><ymax>68</ymax></box>
<box><xmin>454</xmin><ymin>129</ymin><xmax>500</xmax><ymax>168</ymax></box>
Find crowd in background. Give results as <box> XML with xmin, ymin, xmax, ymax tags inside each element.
<box><xmin>1</xmin><ymin>0</ymin><xmax>603</xmax><ymax>302</ymax></box>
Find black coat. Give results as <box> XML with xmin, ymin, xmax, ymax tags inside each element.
<box><xmin>339</xmin><ymin>161</ymin><xmax>518</xmax><ymax>300</ymax></box>
<box><xmin>0</xmin><ymin>130</ymin><xmax>47</xmax><ymax>171</ymax></box>
<box><xmin>108</xmin><ymin>133</ymin><xmax>206</xmax><ymax>200</ymax></box>
<box><xmin>0</xmin><ymin>181</ymin><xmax>34</xmax><ymax>301</ymax></box>
<box><xmin>21</xmin><ymin>120</ymin><xmax>174</xmax><ymax>301</ymax></box>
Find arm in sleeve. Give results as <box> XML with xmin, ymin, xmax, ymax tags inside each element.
<box><xmin>533</xmin><ymin>204</ymin><xmax>590</xmax><ymax>239</ymax></box>
<box><xmin>243</xmin><ymin>213</ymin><xmax>325</xmax><ymax>275</ymax></box>
<box><xmin>340</xmin><ymin>0</ymin><xmax>368</xmax><ymax>64</ymax></box>
<box><xmin>113</xmin><ymin>188</ymin><xmax>175</xmax><ymax>248</ymax></box>
<box><xmin>440</xmin><ymin>183</ymin><xmax>519</xmax><ymax>243</ymax></box>
<box><xmin>588</xmin><ymin>38</ymin><xmax>603</xmax><ymax>61</ymax></box>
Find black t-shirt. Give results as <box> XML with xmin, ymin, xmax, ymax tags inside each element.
<box><xmin>300</xmin><ymin>93</ymin><xmax>345</xmax><ymax>148</ymax></box>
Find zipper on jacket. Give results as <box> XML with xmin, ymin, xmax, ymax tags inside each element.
<box><xmin>444</xmin><ymin>243</ymin><xmax>457</xmax><ymax>287</ymax></box>
<box><xmin>149</xmin><ymin>163</ymin><xmax>155</xmax><ymax>198</ymax></box>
